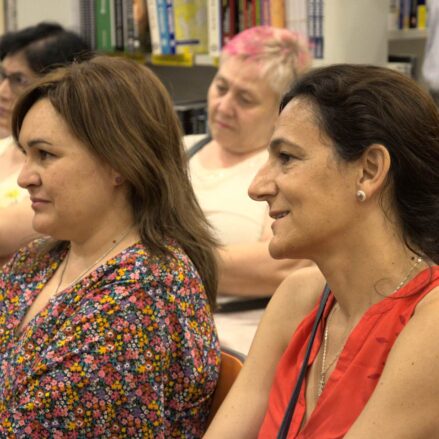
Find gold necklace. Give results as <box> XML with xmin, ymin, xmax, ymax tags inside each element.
<box><xmin>54</xmin><ymin>226</ymin><xmax>133</xmax><ymax>296</ymax></box>
<box><xmin>317</xmin><ymin>255</ymin><xmax>423</xmax><ymax>398</ymax></box>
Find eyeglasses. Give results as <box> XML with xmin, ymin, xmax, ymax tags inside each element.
<box><xmin>0</xmin><ymin>67</ymin><xmax>32</xmax><ymax>94</ymax></box>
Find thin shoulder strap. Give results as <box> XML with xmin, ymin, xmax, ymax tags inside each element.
<box><xmin>276</xmin><ymin>284</ymin><xmax>331</xmax><ymax>439</ymax></box>
<box><xmin>186</xmin><ymin>135</ymin><xmax>211</xmax><ymax>159</ymax></box>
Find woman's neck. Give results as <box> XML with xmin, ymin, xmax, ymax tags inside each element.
<box><xmin>315</xmin><ymin>231</ymin><xmax>426</xmax><ymax>321</ymax></box>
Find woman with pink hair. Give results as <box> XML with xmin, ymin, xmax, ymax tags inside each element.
<box><xmin>186</xmin><ymin>26</ymin><xmax>313</xmax><ymax>354</ymax></box>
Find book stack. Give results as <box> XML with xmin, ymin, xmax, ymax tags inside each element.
<box><xmin>80</xmin><ymin>0</ymin><xmax>145</xmax><ymax>54</ymax></box>
<box><xmin>147</xmin><ymin>0</ymin><xmax>314</xmax><ymax>59</ymax></box>
<box><xmin>389</xmin><ymin>0</ymin><xmax>428</xmax><ymax>31</ymax></box>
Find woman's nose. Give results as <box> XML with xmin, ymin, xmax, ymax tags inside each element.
<box><xmin>248</xmin><ymin>160</ymin><xmax>277</xmax><ymax>202</ymax></box>
<box><xmin>217</xmin><ymin>93</ymin><xmax>235</xmax><ymax>116</ymax></box>
<box><xmin>0</xmin><ymin>76</ymin><xmax>14</xmax><ymax>102</ymax></box>
<box><xmin>17</xmin><ymin>158</ymin><xmax>40</xmax><ymax>189</ymax></box>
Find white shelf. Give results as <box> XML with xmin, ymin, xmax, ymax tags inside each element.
<box><xmin>388</xmin><ymin>29</ymin><xmax>428</xmax><ymax>41</ymax></box>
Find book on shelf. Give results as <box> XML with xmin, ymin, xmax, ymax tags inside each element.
<box><xmin>95</xmin><ymin>0</ymin><xmax>115</xmax><ymax>52</ymax></box>
<box><xmin>134</xmin><ymin>0</ymin><xmax>151</xmax><ymax>53</ymax></box>
<box><xmin>173</xmin><ymin>0</ymin><xmax>208</xmax><ymax>55</ymax></box>
<box><xmin>409</xmin><ymin>0</ymin><xmax>418</xmax><ymax>28</ymax></box>
<box><xmin>221</xmin><ymin>0</ymin><xmax>238</xmax><ymax>46</ymax></box>
<box><xmin>285</xmin><ymin>0</ymin><xmax>308</xmax><ymax>38</ymax></box>
<box><xmin>80</xmin><ymin>0</ymin><xmax>97</xmax><ymax>50</ymax></box>
<box><xmin>156</xmin><ymin>0</ymin><xmax>175</xmax><ymax>54</ymax></box>
<box><xmin>123</xmin><ymin>0</ymin><xmax>141</xmax><ymax>53</ymax></box>
<box><xmin>391</xmin><ymin>0</ymin><xmax>427</xmax><ymax>31</ymax></box>
<box><xmin>308</xmin><ymin>0</ymin><xmax>324</xmax><ymax>59</ymax></box>
<box><xmin>270</xmin><ymin>0</ymin><xmax>285</xmax><ymax>27</ymax></box>
<box><xmin>114</xmin><ymin>0</ymin><xmax>124</xmax><ymax>51</ymax></box>
<box><xmin>146</xmin><ymin>0</ymin><xmax>161</xmax><ymax>54</ymax></box>
<box><xmin>208</xmin><ymin>0</ymin><xmax>222</xmax><ymax>57</ymax></box>
<box><xmin>417</xmin><ymin>0</ymin><xmax>427</xmax><ymax>29</ymax></box>
<box><xmin>260</xmin><ymin>0</ymin><xmax>270</xmax><ymax>25</ymax></box>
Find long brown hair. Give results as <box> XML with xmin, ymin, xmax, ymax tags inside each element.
<box><xmin>12</xmin><ymin>55</ymin><xmax>218</xmax><ymax>307</ymax></box>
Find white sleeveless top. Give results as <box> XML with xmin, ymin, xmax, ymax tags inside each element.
<box><xmin>0</xmin><ymin>137</ymin><xmax>27</xmax><ymax>209</ymax></box>
<box><xmin>188</xmin><ymin>146</ymin><xmax>268</xmax><ymax>246</ymax></box>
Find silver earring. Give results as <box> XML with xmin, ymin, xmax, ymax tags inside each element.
<box><xmin>356</xmin><ymin>190</ymin><xmax>366</xmax><ymax>202</ymax></box>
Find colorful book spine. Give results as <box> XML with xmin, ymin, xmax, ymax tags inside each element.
<box><xmin>166</xmin><ymin>0</ymin><xmax>176</xmax><ymax>54</ymax></box>
<box><xmin>253</xmin><ymin>0</ymin><xmax>260</xmax><ymax>26</ymax></box>
<box><xmin>308</xmin><ymin>0</ymin><xmax>323</xmax><ymax>59</ymax></box>
<box><xmin>260</xmin><ymin>0</ymin><xmax>270</xmax><ymax>25</ymax></box>
<box><xmin>208</xmin><ymin>0</ymin><xmax>222</xmax><ymax>57</ymax></box>
<box><xmin>146</xmin><ymin>0</ymin><xmax>161</xmax><ymax>54</ymax></box>
<box><xmin>157</xmin><ymin>0</ymin><xmax>175</xmax><ymax>54</ymax></box>
<box><xmin>417</xmin><ymin>0</ymin><xmax>427</xmax><ymax>29</ymax></box>
<box><xmin>270</xmin><ymin>0</ymin><xmax>285</xmax><ymax>28</ymax></box>
<box><xmin>173</xmin><ymin>0</ymin><xmax>208</xmax><ymax>55</ymax></box>
<box><xmin>95</xmin><ymin>0</ymin><xmax>115</xmax><ymax>52</ymax></box>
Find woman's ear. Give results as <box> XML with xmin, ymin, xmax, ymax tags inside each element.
<box><xmin>357</xmin><ymin>144</ymin><xmax>391</xmax><ymax>199</ymax></box>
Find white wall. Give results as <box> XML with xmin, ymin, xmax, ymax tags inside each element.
<box><xmin>15</xmin><ymin>0</ymin><xmax>80</xmax><ymax>33</ymax></box>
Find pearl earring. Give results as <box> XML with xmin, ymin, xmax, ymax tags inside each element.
<box><xmin>356</xmin><ymin>190</ymin><xmax>366</xmax><ymax>202</ymax></box>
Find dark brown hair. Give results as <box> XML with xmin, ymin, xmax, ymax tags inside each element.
<box><xmin>281</xmin><ymin>64</ymin><xmax>439</xmax><ymax>264</ymax></box>
<box><xmin>12</xmin><ymin>55</ymin><xmax>218</xmax><ymax>307</ymax></box>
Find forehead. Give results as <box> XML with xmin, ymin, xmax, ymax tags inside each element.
<box><xmin>2</xmin><ymin>50</ymin><xmax>34</xmax><ymax>75</ymax></box>
<box><xmin>19</xmin><ymin>98</ymin><xmax>70</xmax><ymax>141</ymax></box>
<box><xmin>272</xmin><ymin>98</ymin><xmax>331</xmax><ymax>148</ymax></box>
<box><xmin>216</xmin><ymin>57</ymin><xmax>276</xmax><ymax>97</ymax></box>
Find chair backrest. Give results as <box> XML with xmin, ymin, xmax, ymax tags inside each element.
<box><xmin>207</xmin><ymin>348</ymin><xmax>245</xmax><ymax>424</ymax></box>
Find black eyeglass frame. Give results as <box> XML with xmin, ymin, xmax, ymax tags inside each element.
<box><xmin>0</xmin><ymin>66</ymin><xmax>32</xmax><ymax>94</ymax></box>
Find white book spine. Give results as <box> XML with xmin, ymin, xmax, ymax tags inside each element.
<box><xmin>208</xmin><ymin>0</ymin><xmax>221</xmax><ymax>57</ymax></box>
<box><xmin>146</xmin><ymin>0</ymin><xmax>161</xmax><ymax>54</ymax></box>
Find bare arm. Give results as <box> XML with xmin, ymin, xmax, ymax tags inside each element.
<box><xmin>217</xmin><ymin>242</ymin><xmax>313</xmax><ymax>297</ymax></box>
<box><xmin>346</xmin><ymin>286</ymin><xmax>439</xmax><ymax>439</ymax></box>
<box><xmin>0</xmin><ymin>198</ymin><xmax>39</xmax><ymax>264</ymax></box>
<box><xmin>217</xmin><ymin>214</ymin><xmax>313</xmax><ymax>297</ymax></box>
<box><xmin>205</xmin><ymin>266</ymin><xmax>325</xmax><ymax>438</ymax></box>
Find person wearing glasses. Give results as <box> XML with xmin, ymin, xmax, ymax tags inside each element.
<box><xmin>0</xmin><ymin>22</ymin><xmax>90</xmax><ymax>265</ymax></box>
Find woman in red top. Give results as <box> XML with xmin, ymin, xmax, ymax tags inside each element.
<box><xmin>204</xmin><ymin>64</ymin><xmax>439</xmax><ymax>438</ymax></box>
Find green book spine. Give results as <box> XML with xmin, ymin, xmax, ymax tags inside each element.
<box><xmin>95</xmin><ymin>0</ymin><xmax>114</xmax><ymax>52</ymax></box>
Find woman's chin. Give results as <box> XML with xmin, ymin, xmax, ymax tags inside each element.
<box><xmin>269</xmin><ymin>240</ymin><xmax>303</xmax><ymax>261</ymax></box>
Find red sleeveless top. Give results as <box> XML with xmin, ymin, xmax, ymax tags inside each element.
<box><xmin>258</xmin><ymin>266</ymin><xmax>439</xmax><ymax>439</ymax></box>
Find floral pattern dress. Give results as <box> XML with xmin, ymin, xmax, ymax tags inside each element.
<box><xmin>0</xmin><ymin>240</ymin><xmax>220</xmax><ymax>438</ymax></box>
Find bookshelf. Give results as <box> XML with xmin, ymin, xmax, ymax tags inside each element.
<box><xmin>388</xmin><ymin>28</ymin><xmax>428</xmax><ymax>41</ymax></box>
<box><xmin>3</xmin><ymin>0</ymin><xmax>430</xmax><ymax>130</ymax></box>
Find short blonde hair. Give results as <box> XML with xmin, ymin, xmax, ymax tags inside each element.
<box><xmin>221</xmin><ymin>26</ymin><xmax>312</xmax><ymax>97</ymax></box>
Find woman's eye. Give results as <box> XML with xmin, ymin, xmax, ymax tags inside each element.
<box><xmin>216</xmin><ymin>84</ymin><xmax>227</xmax><ymax>94</ymax></box>
<box><xmin>278</xmin><ymin>152</ymin><xmax>294</xmax><ymax>165</ymax></box>
<box><xmin>38</xmin><ymin>150</ymin><xmax>53</xmax><ymax>160</ymax></box>
<box><xmin>239</xmin><ymin>96</ymin><xmax>253</xmax><ymax>106</ymax></box>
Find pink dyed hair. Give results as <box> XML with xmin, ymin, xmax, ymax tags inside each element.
<box><xmin>221</xmin><ymin>26</ymin><xmax>312</xmax><ymax>96</ymax></box>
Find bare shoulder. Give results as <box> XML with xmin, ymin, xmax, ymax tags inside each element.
<box><xmin>346</xmin><ymin>285</ymin><xmax>439</xmax><ymax>438</ymax></box>
<box><xmin>204</xmin><ymin>265</ymin><xmax>325</xmax><ymax>438</ymax></box>
<box><xmin>260</xmin><ymin>264</ymin><xmax>326</xmax><ymax>349</ymax></box>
